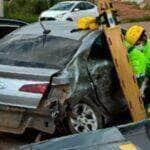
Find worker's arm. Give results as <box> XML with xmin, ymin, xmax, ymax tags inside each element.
<box><xmin>124</xmin><ymin>41</ymin><xmax>146</xmax><ymax>77</ymax></box>
<box><xmin>128</xmin><ymin>48</ymin><xmax>146</xmax><ymax>77</ymax></box>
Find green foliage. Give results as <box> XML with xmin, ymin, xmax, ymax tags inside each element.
<box><xmin>5</xmin><ymin>0</ymin><xmax>150</xmax><ymax>23</ymax></box>
<box><xmin>4</xmin><ymin>0</ymin><xmax>50</xmax><ymax>23</ymax></box>
<box><xmin>143</xmin><ymin>4</ymin><xmax>150</xmax><ymax>10</ymax></box>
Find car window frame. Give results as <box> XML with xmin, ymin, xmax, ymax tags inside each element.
<box><xmin>83</xmin><ymin>2</ymin><xmax>95</xmax><ymax>10</ymax></box>
<box><xmin>50</xmin><ymin>2</ymin><xmax>75</xmax><ymax>11</ymax></box>
<box><xmin>73</xmin><ymin>2</ymin><xmax>87</xmax><ymax>11</ymax></box>
<box><xmin>88</xmin><ymin>32</ymin><xmax>111</xmax><ymax>60</ymax></box>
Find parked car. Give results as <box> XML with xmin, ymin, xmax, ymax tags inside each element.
<box><xmin>0</xmin><ymin>20</ymin><xmax>143</xmax><ymax>135</ymax></box>
<box><xmin>39</xmin><ymin>1</ymin><xmax>99</xmax><ymax>21</ymax></box>
<box><xmin>0</xmin><ymin>18</ymin><xmax>28</xmax><ymax>39</ymax></box>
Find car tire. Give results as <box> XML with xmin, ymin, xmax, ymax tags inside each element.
<box><xmin>66</xmin><ymin>18</ymin><xmax>73</xmax><ymax>21</ymax></box>
<box><xmin>67</xmin><ymin>98</ymin><xmax>104</xmax><ymax>134</ymax></box>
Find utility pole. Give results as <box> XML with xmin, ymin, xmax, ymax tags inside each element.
<box><xmin>0</xmin><ymin>0</ymin><xmax>4</xmax><ymax>17</ymax></box>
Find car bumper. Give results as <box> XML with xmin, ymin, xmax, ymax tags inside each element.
<box><xmin>0</xmin><ymin>106</ymin><xmax>55</xmax><ymax>134</ymax></box>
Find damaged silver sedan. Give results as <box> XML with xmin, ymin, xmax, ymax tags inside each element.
<box><xmin>0</xmin><ymin>21</ymin><xmax>126</xmax><ymax>135</ymax></box>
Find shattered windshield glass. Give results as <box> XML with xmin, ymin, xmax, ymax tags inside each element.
<box><xmin>0</xmin><ymin>35</ymin><xmax>81</xmax><ymax>69</ymax></box>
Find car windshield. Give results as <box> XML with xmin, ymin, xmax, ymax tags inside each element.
<box><xmin>0</xmin><ymin>35</ymin><xmax>81</xmax><ymax>69</ymax></box>
<box><xmin>50</xmin><ymin>3</ymin><xmax>74</xmax><ymax>11</ymax></box>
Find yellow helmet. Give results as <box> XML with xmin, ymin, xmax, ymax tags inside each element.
<box><xmin>89</xmin><ymin>22</ymin><xmax>99</xmax><ymax>30</ymax></box>
<box><xmin>77</xmin><ymin>17</ymin><xmax>96</xmax><ymax>30</ymax></box>
<box><xmin>125</xmin><ymin>25</ymin><xmax>145</xmax><ymax>45</ymax></box>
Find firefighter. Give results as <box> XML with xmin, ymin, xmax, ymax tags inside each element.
<box><xmin>125</xmin><ymin>25</ymin><xmax>150</xmax><ymax>100</ymax></box>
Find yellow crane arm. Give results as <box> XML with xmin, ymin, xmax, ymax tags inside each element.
<box><xmin>97</xmin><ymin>0</ymin><xmax>147</xmax><ymax>121</ymax></box>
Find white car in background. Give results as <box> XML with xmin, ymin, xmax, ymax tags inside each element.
<box><xmin>39</xmin><ymin>1</ymin><xmax>99</xmax><ymax>21</ymax></box>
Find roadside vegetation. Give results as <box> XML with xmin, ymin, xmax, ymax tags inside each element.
<box><xmin>4</xmin><ymin>0</ymin><xmax>50</xmax><ymax>23</ymax></box>
<box><xmin>143</xmin><ymin>4</ymin><xmax>150</xmax><ymax>10</ymax></box>
<box><xmin>4</xmin><ymin>0</ymin><xmax>150</xmax><ymax>23</ymax></box>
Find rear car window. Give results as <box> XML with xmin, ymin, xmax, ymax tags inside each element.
<box><xmin>75</xmin><ymin>3</ymin><xmax>86</xmax><ymax>10</ymax></box>
<box><xmin>0</xmin><ymin>35</ymin><xmax>81</xmax><ymax>69</ymax></box>
<box><xmin>84</xmin><ymin>3</ymin><xmax>95</xmax><ymax>9</ymax></box>
<box><xmin>0</xmin><ymin>26</ymin><xmax>18</xmax><ymax>39</ymax></box>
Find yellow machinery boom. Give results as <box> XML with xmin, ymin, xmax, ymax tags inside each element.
<box><xmin>97</xmin><ymin>0</ymin><xmax>147</xmax><ymax>121</ymax></box>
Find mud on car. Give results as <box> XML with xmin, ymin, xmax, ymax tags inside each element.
<box><xmin>0</xmin><ymin>21</ymin><xmax>134</xmax><ymax>135</ymax></box>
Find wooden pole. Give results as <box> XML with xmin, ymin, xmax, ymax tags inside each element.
<box><xmin>97</xmin><ymin>0</ymin><xmax>147</xmax><ymax>121</ymax></box>
<box><xmin>0</xmin><ymin>0</ymin><xmax>4</xmax><ymax>17</ymax></box>
<box><xmin>104</xmin><ymin>26</ymin><xmax>147</xmax><ymax>121</ymax></box>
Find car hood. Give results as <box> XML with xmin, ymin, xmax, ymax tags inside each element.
<box><xmin>40</xmin><ymin>10</ymin><xmax>68</xmax><ymax>18</ymax></box>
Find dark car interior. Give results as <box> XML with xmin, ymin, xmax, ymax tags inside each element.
<box><xmin>0</xmin><ymin>19</ymin><xmax>27</xmax><ymax>39</ymax></box>
<box><xmin>0</xmin><ymin>26</ymin><xmax>17</xmax><ymax>39</ymax></box>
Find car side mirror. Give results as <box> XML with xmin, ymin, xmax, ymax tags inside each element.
<box><xmin>73</xmin><ymin>8</ymin><xmax>80</xmax><ymax>12</ymax></box>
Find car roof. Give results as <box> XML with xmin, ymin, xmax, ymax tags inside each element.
<box><xmin>11</xmin><ymin>21</ymin><xmax>92</xmax><ymax>41</ymax></box>
<box><xmin>0</xmin><ymin>18</ymin><xmax>28</xmax><ymax>27</ymax></box>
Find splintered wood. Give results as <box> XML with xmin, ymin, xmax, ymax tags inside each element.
<box><xmin>104</xmin><ymin>25</ymin><xmax>146</xmax><ymax>121</ymax></box>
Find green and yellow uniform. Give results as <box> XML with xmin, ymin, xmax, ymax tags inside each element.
<box><xmin>124</xmin><ymin>40</ymin><xmax>150</xmax><ymax>80</ymax></box>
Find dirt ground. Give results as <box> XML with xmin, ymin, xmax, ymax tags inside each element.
<box><xmin>113</xmin><ymin>1</ymin><xmax>150</xmax><ymax>21</ymax></box>
<box><xmin>0</xmin><ymin>133</ymin><xmax>27</xmax><ymax>150</ymax></box>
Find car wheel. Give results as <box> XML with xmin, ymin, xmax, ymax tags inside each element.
<box><xmin>66</xmin><ymin>18</ymin><xmax>73</xmax><ymax>21</ymax></box>
<box><xmin>68</xmin><ymin>99</ymin><xmax>103</xmax><ymax>134</ymax></box>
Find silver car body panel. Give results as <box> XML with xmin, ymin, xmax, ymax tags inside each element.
<box><xmin>0</xmin><ymin>64</ymin><xmax>59</xmax><ymax>109</ymax></box>
<box><xmin>0</xmin><ymin>77</ymin><xmax>46</xmax><ymax>109</ymax></box>
<box><xmin>0</xmin><ymin>21</ymin><xmax>92</xmax><ymax>110</ymax></box>
<box><xmin>0</xmin><ymin>21</ymin><xmax>100</xmax><ymax>134</ymax></box>
<box><xmin>0</xmin><ymin>64</ymin><xmax>59</xmax><ymax>81</ymax></box>
<box><xmin>11</xmin><ymin>21</ymin><xmax>90</xmax><ymax>41</ymax></box>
